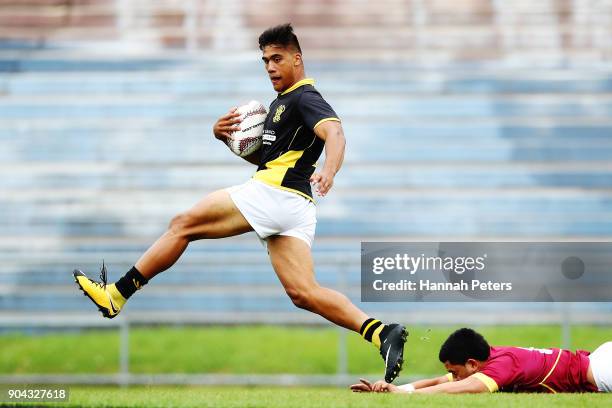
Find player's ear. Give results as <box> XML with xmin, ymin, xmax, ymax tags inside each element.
<box><xmin>293</xmin><ymin>52</ymin><xmax>302</xmax><ymax>67</ymax></box>
<box><xmin>466</xmin><ymin>358</ymin><xmax>479</xmax><ymax>372</ymax></box>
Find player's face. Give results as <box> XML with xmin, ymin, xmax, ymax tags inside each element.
<box><xmin>444</xmin><ymin>360</ymin><xmax>479</xmax><ymax>381</ymax></box>
<box><xmin>261</xmin><ymin>45</ymin><xmax>301</xmax><ymax>93</ymax></box>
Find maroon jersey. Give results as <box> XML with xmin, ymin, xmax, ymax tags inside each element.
<box><xmin>473</xmin><ymin>346</ymin><xmax>597</xmax><ymax>393</ymax></box>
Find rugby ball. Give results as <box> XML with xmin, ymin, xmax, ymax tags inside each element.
<box><xmin>226</xmin><ymin>100</ymin><xmax>267</xmax><ymax>157</ymax></box>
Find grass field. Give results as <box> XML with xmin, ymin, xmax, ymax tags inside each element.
<box><xmin>2</xmin><ymin>386</ymin><xmax>612</xmax><ymax>407</ymax></box>
<box><xmin>2</xmin><ymin>325</ymin><xmax>612</xmax><ymax>376</ymax></box>
<box><xmin>2</xmin><ymin>325</ymin><xmax>612</xmax><ymax>407</ymax></box>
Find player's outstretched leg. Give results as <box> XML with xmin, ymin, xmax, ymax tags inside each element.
<box><xmin>72</xmin><ymin>189</ymin><xmax>253</xmax><ymax>318</ymax></box>
<box><xmin>266</xmin><ymin>235</ymin><xmax>408</xmax><ymax>382</ymax></box>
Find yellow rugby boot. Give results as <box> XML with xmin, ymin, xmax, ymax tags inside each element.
<box><xmin>73</xmin><ymin>262</ymin><xmax>126</xmax><ymax>319</ymax></box>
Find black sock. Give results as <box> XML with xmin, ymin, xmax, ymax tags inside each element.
<box><xmin>359</xmin><ymin>317</ymin><xmax>387</xmax><ymax>348</ymax></box>
<box><xmin>114</xmin><ymin>266</ymin><xmax>148</xmax><ymax>299</ymax></box>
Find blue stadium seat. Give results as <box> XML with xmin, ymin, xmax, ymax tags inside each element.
<box><xmin>1</xmin><ymin>49</ymin><xmax>612</xmax><ymax>318</ymax></box>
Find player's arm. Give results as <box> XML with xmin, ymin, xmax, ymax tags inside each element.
<box><xmin>350</xmin><ymin>375</ymin><xmax>450</xmax><ymax>393</ymax></box>
<box><xmin>411</xmin><ymin>373</ymin><xmax>453</xmax><ymax>389</ymax></box>
<box><xmin>351</xmin><ymin>375</ymin><xmax>487</xmax><ymax>394</ymax></box>
<box><xmin>212</xmin><ymin>108</ymin><xmax>260</xmax><ymax>166</ymax></box>
<box><xmin>310</xmin><ymin>120</ymin><xmax>345</xmax><ymax>197</ymax></box>
<box><xmin>412</xmin><ymin>375</ymin><xmax>489</xmax><ymax>394</ymax></box>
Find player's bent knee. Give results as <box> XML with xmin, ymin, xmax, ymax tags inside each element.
<box><xmin>168</xmin><ymin>213</ymin><xmax>185</xmax><ymax>235</ymax></box>
<box><xmin>285</xmin><ymin>286</ymin><xmax>316</xmax><ymax>311</ymax></box>
<box><xmin>168</xmin><ymin>212</ymin><xmax>199</xmax><ymax>240</ymax></box>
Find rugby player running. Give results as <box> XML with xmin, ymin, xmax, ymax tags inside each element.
<box><xmin>72</xmin><ymin>23</ymin><xmax>408</xmax><ymax>383</ymax></box>
<box><xmin>351</xmin><ymin>328</ymin><xmax>611</xmax><ymax>394</ymax></box>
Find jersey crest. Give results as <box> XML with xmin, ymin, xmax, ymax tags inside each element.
<box><xmin>273</xmin><ymin>105</ymin><xmax>285</xmax><ymax>123</ymax></box>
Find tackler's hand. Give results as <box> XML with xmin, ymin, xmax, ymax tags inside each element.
<box><xmin>371</xmin><ymin>380</ymin><xmax>402</xmax><ymax>393</ymax></box>
<box><xmin>350</xmin><ymin>378</ymin><xmax>373</xmax><ymax>393</ymax></box>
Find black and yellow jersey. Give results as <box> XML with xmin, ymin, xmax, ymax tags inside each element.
<box><xmin>253</xmin><ymin>78</ymin><xmax>340</xmax><ymax>201</ymax></box>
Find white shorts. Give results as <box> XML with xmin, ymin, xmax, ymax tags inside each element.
<box><xmin>590</xmin><ymin>341</ymin><xmax>612</xmax><ymax>392</ymax></box>
<box><xmin>226</xmin><ymin>179</ymin><xmax>317</xmax><ymax>247</ymax></box>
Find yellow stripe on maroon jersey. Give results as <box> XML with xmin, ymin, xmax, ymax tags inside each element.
<box><xmin>472</xmin><ymin>373</ymin><xmax>499</xmax><ymax>392</ymax></box>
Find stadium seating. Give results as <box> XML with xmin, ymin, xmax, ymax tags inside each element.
<box><xmin>1</xmin><ymin>0</ymin><xmax>612</xmax><ymax>325</ymax></box>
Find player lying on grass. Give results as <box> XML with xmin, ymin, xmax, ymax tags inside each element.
<box><xmin>71</xmin><ymin>23</ymin><xmax>407</xmax><ymax>383</ymax></box>
<box><xmin>351</xmin><ymin>328</ymin><xmax>611</xmax><ymax>394</ymax></box>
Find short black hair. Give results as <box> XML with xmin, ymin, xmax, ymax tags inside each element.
<box><xmin>258</xmin><ymin>23</ymin><xmax>302</xmax><ymax>53</ymax></box>
<box><xmin>438</xmin><ymin>328</ymin><xmax>490</xmax><ymax>364</ymax></box>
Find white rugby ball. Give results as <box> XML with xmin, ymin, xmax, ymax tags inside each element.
<box><xmin>226</xmin><ymin>100</ymin><xmax>267</xmax><ymax>157</ymax></box>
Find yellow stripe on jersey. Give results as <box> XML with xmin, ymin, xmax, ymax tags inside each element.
<box><xmin>538</xmin><ymin>349</ymin><xmax>562</xmax><ymax>393</ymax></box>
<box><xmin>540</xmin><ymin>349</ymin><xmax>562</xmax><ymax>384</ymax></box>
<box><xmin>254</xmin><ymin>149</ymin><xmax>304</xmax><ymax>185</ymax></box>
<box><xmin>445</xmin><ymin>373</ymin><xmax>454</xmax><ymax>382</ymax></box>
<box><xmin>253</xmin><ymin>150</ymin><xmax>315</xmax><ymax>202</ymax></box>
<box><xmin>540</xmin><ymin>383</ymin><xmax>557</xmax><ymax>394</ymax></box>
<box><xmin>313</xmin><ymin>117</ymin><xmax>341</xmax><ymax>129</ymax></box>
<box><xmin>281</xmin><ymin>78</ymin><xmax>315</xmax><ymax>95</ymax></box>
<box><xmin>471</xmin><ymin>373</ymin><xmax>499</xmax><ymax>393</ymax></box>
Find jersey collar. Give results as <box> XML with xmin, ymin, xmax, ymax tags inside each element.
<box><xmin>280</xmin><ymin>78</ymin><xmax>315</xmax><ymax>95</ymax></box>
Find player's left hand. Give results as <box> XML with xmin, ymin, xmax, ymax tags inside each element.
<box><xmin>309</xmin><ymin>170</ymin><xmax>334</xmax><ymax>197</ymax></box>
<box><xmin>350</xmin><ymin>378</ymin><xmax>373</xmax><ymax>393</ymax></box>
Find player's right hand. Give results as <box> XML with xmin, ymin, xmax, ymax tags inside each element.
<box><xmin>371</xmin><ymin>380</ymin><xmax>401</xmax><ymax>393</ymax></box>
<box><xmin>213</xmin><ymin>107</ymin><xmax>242</xmax><ymax>141</ymax></box>
<box><xmin>351</xmin><ymin>379</ymin><xmax>402</xmax><ymax>393</ymax></box>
